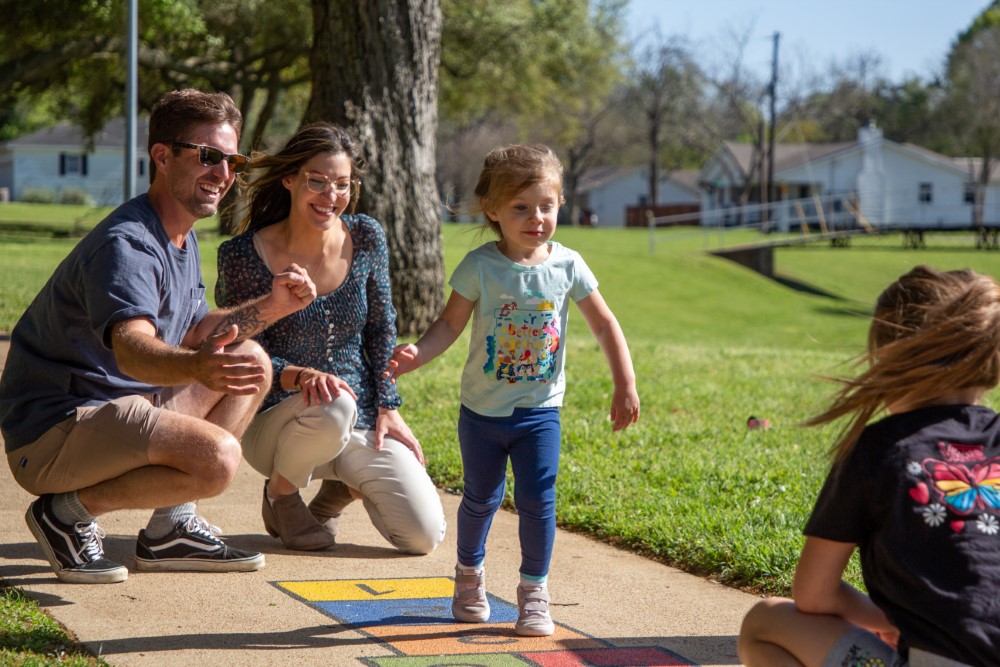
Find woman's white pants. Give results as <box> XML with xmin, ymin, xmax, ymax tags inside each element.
<box><xmin>241</xmin><ymin>393</ymin><xmax>446</xmax><ymax>554</ymax></box>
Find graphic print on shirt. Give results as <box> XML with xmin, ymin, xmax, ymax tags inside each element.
<box><xmin>482</xmin><ymin>295</ymin><xmax>560</xmax><ymax>384</ymax></box>
<box><xmin>907</xmin><ymin>441</ymin><xmax>1000</xmax><ymax>534</ymax></box>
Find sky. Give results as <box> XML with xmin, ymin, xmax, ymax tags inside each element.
<box><xmin>625</xmin><ymin>0</ymin><xmax>993</xmax><ymax>85</ymax></box>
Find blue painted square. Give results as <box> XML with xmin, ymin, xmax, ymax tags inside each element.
<box><xmin>314</xmin><ymin>595</ymin><xmax>519</xmax><ymax>627</ymax></box>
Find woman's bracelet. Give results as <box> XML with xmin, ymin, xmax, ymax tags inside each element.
<box><xmin>293</xmin><ymin>368</ymin><xmax>306</xmax><ymax>391</ymax></box>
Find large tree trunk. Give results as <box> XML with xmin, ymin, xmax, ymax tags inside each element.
<box><xmin>305</xmin><ymin>0</ymin><xmax>445</xmax><ymax>335</ymax></box>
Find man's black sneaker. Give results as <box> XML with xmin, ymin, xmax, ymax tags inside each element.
<box><xmin>134</xmin><ymin>515</ymin><xmax>265</xmax><ymax>572</ymax></box>
<box><xmin>25</xmin><ymin>495</ymin><xmax>128</xmax><ymax>584</ymax></box>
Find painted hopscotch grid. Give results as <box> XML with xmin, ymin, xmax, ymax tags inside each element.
<box><xmin>275</xmin><ymin>577</ymin><xmax>696</xmax><ymax>666</ymax></box>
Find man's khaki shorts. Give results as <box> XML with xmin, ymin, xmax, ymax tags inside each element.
<box><xmin>7</xmin><ymin>394</ymin><xmax>167</xmax><ymax>496</ymax></box>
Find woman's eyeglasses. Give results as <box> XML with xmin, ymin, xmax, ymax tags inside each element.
<box><xmin>302</xmin><ymin>171</ymin><xmax>360</xmax><ymax>197</ymax></box>
<box><xmin>168</xmin><ymin>141</ymin><xmax>250</xmax><ymax>173</ymax></box>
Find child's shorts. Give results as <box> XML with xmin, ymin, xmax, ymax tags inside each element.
<box><xmin>823</xmin><ymin>629</ymin><xmax>972</xmax><ymax>667</ymax></box>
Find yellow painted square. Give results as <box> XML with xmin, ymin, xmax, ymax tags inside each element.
<box><xmin>278</xmin><ymin>577</ymin><xmax>455</xmax><ymax>601</ymax></box>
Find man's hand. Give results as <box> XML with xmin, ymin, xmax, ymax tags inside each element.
<box><xmin>194</xmin><ymin>325</ymin><xmax>267</xmax><ymax>394</ymax></box>
<box><xmin>269</xmin><ymin>263</ymin><xmax>317</xmax><ymax>316</ymax></box>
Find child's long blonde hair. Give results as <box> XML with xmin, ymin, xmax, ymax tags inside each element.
<box><xmin>471</xmin><ymin>144</ymin><xmax>565</xmax><ymax>237</ymax></box>
<box><xmin>807</xmin><ymin>265</ymin><xmax>1000</xmax><ymax>461</ymax></box>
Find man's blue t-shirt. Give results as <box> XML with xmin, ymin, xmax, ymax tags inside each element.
<box><xmin>0</xmin><ymin>194</ymin><xmax>208</xmax><ymax>451</ymax></box>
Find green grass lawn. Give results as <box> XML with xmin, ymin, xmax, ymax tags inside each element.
<box><xmin>5</xmin><ymin>216</ymin><xmax>1000</xmax><ymax>611</ymax></box>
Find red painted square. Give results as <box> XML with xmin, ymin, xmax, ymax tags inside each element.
<box><xmin>522</xmin><ymin>646</ymin><xmax>692</xmax><ymax>666</ymax></box>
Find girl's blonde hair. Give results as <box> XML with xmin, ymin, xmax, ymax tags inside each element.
<box><xmin>471</xmin><ymin>144</ymin><xmax>565</xmax><ymax>237</ymax></box>
<box><xmin>808</xmin><ymin>265</ymin><xmax>1000</xmax><ymax>461</ymax></box>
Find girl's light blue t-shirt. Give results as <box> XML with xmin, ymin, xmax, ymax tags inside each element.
<box><xmin>448</xmin><ymin>241</ymin><xmax>597</xmax><ymax>417</ymax></box>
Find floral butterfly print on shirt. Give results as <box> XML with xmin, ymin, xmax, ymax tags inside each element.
<box><xmin>907</xmin><ymin>442</ymin><xmax>1000</xmax><ymax>534</ymax></box>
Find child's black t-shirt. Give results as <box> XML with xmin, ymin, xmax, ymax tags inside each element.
<box><xmin>806</xmin><ymin>404</ymin><xmax>1000</xmax><ymax>666</ymax></box>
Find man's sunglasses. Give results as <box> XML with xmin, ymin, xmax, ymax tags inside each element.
<box><xmin>168</xmin><ymin>141</ymin><xmax>250</xmax><ymax>173</ymax></box>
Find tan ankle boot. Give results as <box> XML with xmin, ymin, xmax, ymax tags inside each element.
<box><xmin>262</xmin><ymin>481</ymin><xmax>337</xmax><ymax>551</ymax></box>
<box><xmin>307</xmin><ymin>479</ymin><xmax>355</xmax><ymax>539</ymax></box>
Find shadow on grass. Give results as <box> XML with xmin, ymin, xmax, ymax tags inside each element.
<box><xmin>771</xmin><ymin>273</ymin><xmax>844</xmax><ymax>300</ymax></box>
<box><xmin>766</xmin><ymin>272</ymin><xmax>872</xmax><ymax>319</ymax></box>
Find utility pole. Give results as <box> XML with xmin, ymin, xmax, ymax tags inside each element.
<box><xmin>124</xmin><ymin>0</ymin><xmax>138</xmax><ymax>202</ymax></box>
<box><xmin>765</xmin><ymin>32</ymin><xmax>779</xmax><ymax>227</ymax></box>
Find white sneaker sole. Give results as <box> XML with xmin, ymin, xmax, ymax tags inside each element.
<box><xmin>25</xmin><ymin>507</ymin><xmax>128</xmax><ymax>584</ymax></box>
<box><xmin>134</xmin><ymin>553</ymin><xmax>265</xmax><ymax>573</ymax></box>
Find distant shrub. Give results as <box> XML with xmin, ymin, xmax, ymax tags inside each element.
<box><xmin>20</xmin><ymin>187</ymin><xmax>57</xmax><ymax>204</ymax></box>
<box><xmin>58</xmin><ymin>187</ymin><xmax>95</xmax><ymax>206</ymax></box>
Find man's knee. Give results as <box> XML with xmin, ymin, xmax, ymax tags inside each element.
<box><xmin>230</xmin><ymin>338</ymin><xmax>273</xmax><ymax>388</ymax></box>
<box><xmin>197</xmin><ymin>432</ymin><xmax>243</xmax><ymax>495</ymax></box>
<box><xmin>154</xmin><ymin>418</ymin><xmax>243</xmax><ymax>496</ymax></box>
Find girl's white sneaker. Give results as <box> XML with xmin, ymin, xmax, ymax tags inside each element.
<box><xmin>452</xmin><ymin>565</ymin><xmax>490</xmax><ymax>623</ymax></box>
<box><xmin>515</xmin><ymin>582</ymin><xmax>554</xmax><ymax>636</ymax></box>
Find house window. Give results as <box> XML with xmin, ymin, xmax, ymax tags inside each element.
<box><xmin>965</xmin><ymin>183</ymin><xmax>976</xmax><ymax>204</ymax></box>
<box><xmin>918</xmin><ymin>183</ymin><xmax>933</xmax><ymax>203</ymax></box>
<box><xmin>59</xmin><ymin>153</ymin><xmax>88</xmax><ymax>177</ymax></box>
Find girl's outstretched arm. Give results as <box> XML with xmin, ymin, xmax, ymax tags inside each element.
<box><xmin>576</xmin><ymin>289</ymin><xmax>640</xmax><ymax>431</ymax></box>
<box><xmin>385</xmin><ymin>290</ymin><xmax>475</xmax><ymax>382</ymax></box>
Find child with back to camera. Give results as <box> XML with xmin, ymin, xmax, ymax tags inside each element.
<box><xmin>385</xmin><ymin>144</ymin><xmax>640</xmax><ymax>636</ymax></box>
<box><xmin>738</xmin><ymin>265</ymin><xmax>1000</xmax><ymax>667</ymax></box>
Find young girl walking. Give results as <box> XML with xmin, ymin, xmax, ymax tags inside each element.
<box><xmin>738</xmin><ymin>265</ymin><xmax>1000</xmax><ymax>667</ymax></box>
<box><xmin>385</xmin><ymin>144</ymin><xmax>640</xmax><ymax>636</ymax></box>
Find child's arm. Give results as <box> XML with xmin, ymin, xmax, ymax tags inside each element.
<box><xmin>384</xmin><ymin>290</ymin><xmax>475</xmax><ymax>381</ymax></box>
<box><xmin>793</xmin><ymin>536</ymin><xmax>899</xmax><ymax>645</ymax></box>
<box><xmin>576</xmin><ymin>289</ymin><xmax>640</xmax><ymax>431</ymax></box>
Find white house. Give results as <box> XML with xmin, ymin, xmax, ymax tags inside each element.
<box><xmin>0</xmin><ymin>117</ymin><xmax>149</xmax><ymax>206</ymax></box>
<box><xmin>699</xmin><ymin>123</ymin><xmax>1000</xmax><ymax>232</ymax></box>
<box><xmin>576</xmin><ymin>165</ymin><xmax>700</xmax><ymax>227</ymax></box>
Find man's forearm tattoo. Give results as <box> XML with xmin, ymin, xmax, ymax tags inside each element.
<box><xmin>213</xmin><ymin>305</ymin><xmax>268</xmax><ymax>340</ymax></box>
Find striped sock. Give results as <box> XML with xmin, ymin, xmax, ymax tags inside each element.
<box><xmin>144</xmin><ymin>502</ymin><xmax>197</xmax><ymax>539</ymax></box>
<box><xmin>51</xmin><ymin>491</ymin><xmax>96</xmax><ymax>526</ymax></box>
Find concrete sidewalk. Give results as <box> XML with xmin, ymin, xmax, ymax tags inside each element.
<box><xmin>0</xmin><ymin>337</ymin><xmax>758</xmax><ymax>666</ymax></box>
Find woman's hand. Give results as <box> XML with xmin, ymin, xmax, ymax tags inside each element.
<box><xmin>376</xmin><ymin>408</ymin><xmax>424</xmax><ymax>465</ymax></box>
<box><xmin>295</xmin><ymin>368</ymin><xmax>358</xmax><ymax>407</ymax></box>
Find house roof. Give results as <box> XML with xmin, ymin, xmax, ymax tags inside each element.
<box><xmin>6</xmin><ymin>117</ymin><xmax>149</xmax><ymax>149</ymax></box>
<box><xmin>577</xmin><ymin>165</ymin><xmax>639</xmax><ymax>191</ymax></box>
<box><xmin>711</xmin><ymin>135</ymin><xmax>1000</xmax><ymax>185</ymax></box>
<box><xmin>577</xmin><ymin>165</ymin><xmax>701</xmax><ymax>193</ymax></box>
<box><xmin>943</xmin><ymin>155</ymin><xmax>1000</xmax><ymax>184</ymax></box>
<box><xmin>666</xmin><ymin>169</ymin><xmax>700</xmax><ymax>193</ymax></box>
<box><xmin>720</xmin><ymin>140</ymin><xmax>855</xmax><ymax>176</ymax></box>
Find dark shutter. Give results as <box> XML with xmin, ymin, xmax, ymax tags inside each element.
<box><xmin>59</xmin><ymin>153</ymin><xmax>66</xmax><ymax>175</ymax></box>
<box><xmin>81</xmin><ymin>154</ymin><xmax>88</xmax><ymax>176</ymax></box>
